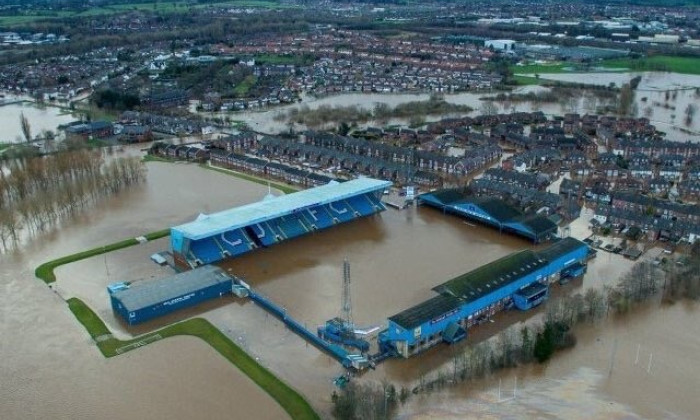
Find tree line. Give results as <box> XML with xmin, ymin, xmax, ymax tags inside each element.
<box><xmin>276</xmin><ymin>97</ymin><xmax>473</xmax><ymax>129</ymax></box>
<box><xmin>0</xmin><ymin>149</ymin><xmax>146</xmax><ymax>250</ymax></box>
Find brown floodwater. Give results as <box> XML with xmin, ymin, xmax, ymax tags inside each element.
<box><xmin>3</xmin><ymin>157</ymin><xmax>699</xmax><ymax>420</ymax></box>
<box><xmin>211</xmin><ymin>72</ymin><xmax>700</xmax><ymax>141</ymax></box>
<box><xmin>398</xmin><ymin>302</ymin><xmax>700</xmax><ymax>420</ymax></box>
<box><xmin>0</xmin><ymin>101</ymin><xmax>77</xmax><ymax>143</ymax></box>
<box><xmin>1</xmin><ymin>158</ymin><xmax>289</xmax><ymax>420</ymax></box>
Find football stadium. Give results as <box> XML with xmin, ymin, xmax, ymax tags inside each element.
<box><xmin>170</xmin><ymin>177</ymin><xmax>392</xmax><ymax>269</ymax></box>
<box><xmin>109</xmin><ymin>178</ymin><xmax>590</xmax><ymax>369</ymax></box>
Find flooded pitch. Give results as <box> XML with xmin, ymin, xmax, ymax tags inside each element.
<box><xmin>2</xmin><ymin>156</ymin><xmax>699</xmax><ymax>419</ymax></box>
<box><xmin>1</xmin><ymin>158</ymin><xmax>288</xmax><ymax>420</ymax></box>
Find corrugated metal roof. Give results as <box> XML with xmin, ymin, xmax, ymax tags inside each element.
<box><xmin>172</xmin><ymin>177</ymin><xmax>391</xmax><ymax>240</ymax></box>
<box><xmin>536</xmin><ymin>237</ymin><xmax>587</xmax><ymax>262</ymax></box>
<box><xmin>388</xmin><ymin>294</ymin><xmax>462</xmax><ymax>330</ymax></box>
<box><xmin>112</xmin><ymin>265</ymin><xmax>232</xmax><ymax>312</ymax></box>
<box><xmin>433</xmin><ymin>250</ymin><xmax>547</xmax><ymax>302</ymax></box>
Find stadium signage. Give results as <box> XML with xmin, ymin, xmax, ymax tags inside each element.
<box><xmin>431</xmin><ymin>308</ymin><xmax>459</xmax><ymax>324</ymax></box>
<box><xmin>457</xmin><ymin>205</ymin><xmax>490</xmax><ymax>221</ymax></box>
<box><xmin>164</xmin><ymin>292</ymin><xmax>196</xmax><ymax>306</ymax></box>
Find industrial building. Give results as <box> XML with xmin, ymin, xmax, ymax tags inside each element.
<box><xmin>108</xmin><ymin>265</ymin><xmax>234</xmax><ymax>325</ymax></box>
<box><xmin>485</xmin><ymin>39</ymin><xmax>516</xmax><ymax>51</ymax></box>
<box><xmin>170</xmin><ymin>177</ymin><xmax>392</xmax><ymax>269</ymax></box>
<box><xmin>379</xmin><ymin>237</ymin><xmax>589</xmax><ymax>358</ymax></box>
<box><xmin>419</xmin><ymin>189</ymin><xmax>557</xmax><ymax>243</ymax></box>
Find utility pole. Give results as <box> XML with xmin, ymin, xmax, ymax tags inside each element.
<box><xmin>342</xmin><ymin>258</ymin><xmax>353</xmax><ymax>329</ymax></box>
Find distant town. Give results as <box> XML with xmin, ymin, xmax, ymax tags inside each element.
<box><xmin>1</xmin><ymin>1</ymin><xmax>699</xmax><ymax>420</ymax></box>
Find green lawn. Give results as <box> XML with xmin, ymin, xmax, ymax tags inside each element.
<box><xmin>233</xmin><ymin>75</ymin><xmax>258</xmax><ymax>98</ymax></box>
<box><xmin>511</xmin><ymin>63</ymin><xmax>570</xmax><ymax>75</ymax></box>
<box><xmin>66</xmin><ymin>298</ymin><xmax>318</xmax><ymax>420</ymax></box>
<box><xmin>599</xmin><ymin>55</ymin><xmax>700</xmax><ymax>76</ymax></box>
<box><xmin>513</xmin><ymin>55</ymin><xmax>700</xmax><ymax>77</ymax></box>
<box><xmin>142</xmin><ymin>154</ymin><xmax>173</xmax><ymax>163</ymax></box>
<box><xmin>512</xmin><ymin>75</ymin><xmax>545</xmax><ymax>86</ymax></box>
<box><xmin>34</xmin><ymin>228</ymin><xmax>170</xmax><ymax>284</ymax></box>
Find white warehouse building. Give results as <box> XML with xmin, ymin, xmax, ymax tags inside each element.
<box><xmin>485</xmin><ymin>39</ymin><xmax>516</xmax><ymax>51</ymax></box>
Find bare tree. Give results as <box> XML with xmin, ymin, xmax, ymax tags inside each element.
<box><xmin>480</xmin><ymin>101</ymin><xmax>498</xmax><ymax>116</ymax></box>
<box><xmin>685</xmin><ymin>103</ymin><xmax>697</xmax><ymax>127</ymax></box>
<box><xmin>20</xmin><ymin>112</ymin><xmax>32</xmax><ymax>144</ymax></box>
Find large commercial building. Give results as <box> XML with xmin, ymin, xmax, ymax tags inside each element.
<box><xmin>379</xmin><ymin>237</ymin><xmax>589</xmax><ymax>358</ymax></box>
<box><xmin>170</xmin><ymin>177</ymin><xmax>392</xmax><ymax>269</ymax></box>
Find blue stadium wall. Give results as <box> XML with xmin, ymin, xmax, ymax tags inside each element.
<box><xmin>379</xmin><ymin>240</ymin><xmax>589</xmax><ymax>358</ymax></box>
<box><xmin>110</xmin><ymin>279</ymin><xmax>233</xmax><ymax>325</ymax></box>
<box><xmin>419</xmin><ymin>195</ymin><xmax>501</xmax><ymax>229</ymax></box>
<box><xmin>418</xmin><ymin>194</ymin><xmax>553</xmax><ymax>242</ymax></box>
<box><xmin>172</xmin><ymin>190</ymin><xmax>387</xmax><ymax>269</ymax></box>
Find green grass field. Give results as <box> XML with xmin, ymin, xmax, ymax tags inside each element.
<box><xmin>513</xmin><ymin>55</ymin><xmax>700</xmax><ymax>77</ymax></box>
<box><xmin>233</xmin><ymin>75</ymin><xmax>258</xmax><ymax>98</ymax></box>
<box><xmin>512</xmin><ymin>75</ymin><xmax>545</xmax><ymax>86</ymax></box>
<box><xmin>66</xmin><ymin>299</ymin><xmax>319</xmax><ymax>420</ymax></box>
<box><xmin>599</xmin><ymin>55</ymin><xmax>700</xmax><ymax>76</ymax></box>
<box><xmin>512</xmin><ymin>63</ymin><xmax>570</xmax><ymax>75</ymax></box>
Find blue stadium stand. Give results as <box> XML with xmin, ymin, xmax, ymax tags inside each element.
<box><xmin>327</xmin><ymin>201</ymin><xmax>354</xmax><ymax>223</ymax></box>
<box><xmin>220</xmin><ymin>229</ymin><xmax>255</xmax><ymax>256</ymax></box>
<box><xmin>170</xmin><ymin>178</ymin><xmax>392</xmax><ymax>269</ymax></box>
<box><xmin>346</xmin><ymin>194</ymin><xmax>376</xmax><ymax>216</ymax></box>
<box><xmin>189</xmin><ymin>238</ymin><xmax>223</xmax><ymax>265</ymax></box>
<box><xmin>307</xmin><ymin>206</ymin><xmax>334</xmax><ymax>229</ymax></box>
<box><xmin>276</xmin><ymin>216</ymin><xmax>309</xmax><ymax>239</ymax></box>
<box><xmin>366</xmin><ymin>193</ymin><xmax>385</xmax><ymax>210</ymax></box>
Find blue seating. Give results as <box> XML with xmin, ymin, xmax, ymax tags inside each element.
<box><xmin>327</xmin><ymin>201</ymin><xmax>354</xmax><ymax>222</ymax></box>
<box><xmin>276</xmin><ymin>216</ymin><xmax>309</xmax><ymax>239</ymax></box>
<box><xmin>365</xmin><ymin>193</ymin><xmax>386</xmax><ymax>210</ymax></box>
<box><xmin>251</xmin><ymin>223</ymin><xmax>278</xmax><ymax>246</ymax></box>
<box><xmin>346</xmin><ymin>195</ymin><xmax>375</xmax><ymax>216</ymax></box>
<box><xmin>298</xmin><ymin>210</ymin><xmax>317</xmax><ymax>229</ymax></box>
<box><xmin>307</xmin><ymin>206</ymin><xmax>334</xmax><ymax>229</ymax></box>
<box><xmin>190</xmin><ymin>238</ymin><xmax>222</xmax><ymax>264</ymax></box>
<box><xmin>220</xmin><ymin>229</ymin><xmax>254</xmax><ymax>256</ymax></box>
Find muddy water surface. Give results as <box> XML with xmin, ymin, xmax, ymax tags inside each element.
<box><xmin>1</xmin><ymin>159</ymin><xmax>289</xmax><ymax>420</ymax></box>
<box><xmin>4</xmin><ymin>157</ymin><xmax>700</xmax><ymax>420</ymax></box>
<box><xmin>399</xmin><ymin>303</ymin><xmax>700</xmax><ymax>420</ymax></box>
<box><xmin>0</xmin><ymin>101</ymin><xmax>77</xmax><ymax>143</ymax></box>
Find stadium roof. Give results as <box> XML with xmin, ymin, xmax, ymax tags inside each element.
<box><xmin>536</xmin><ymin>237</ymin><xmax>587</xmax><ymax>262</ymax></box>
<box><xmin>172</xmin><ymin>177</ymin><xmax>391</xmax><ymax>240</ymax></box>
<box><xmin>511</xmin><ymin>213</ymin><xmax>558</xmax><ymax>237</ymax></box>
<box><xmin>471</xmin><ymin>196</ymin><xmax>522</xmax><ymax>222</ymax></box>
<box><xmin>388</xmin><ymin>294</ymin><xmax>463</xmax><ymax>330</ymax></box>
<box><xmin>420</xmin><ymin>190</ymin><xmax>557</xmax><ymax>240</ymax></box>
<box><xmin>433</xmin><ymin>250</ymin><xmax>547</xmax><ymax>302</ymax></box>
<box><xmin>423</xmin><ymin>188</ymin><xmax>471</xmax><ymax>206</ymax></box>
<box><xmin>112</xmin><ymin>265</ymin><xmax>232</xmax><ymax>312</ymax></box>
